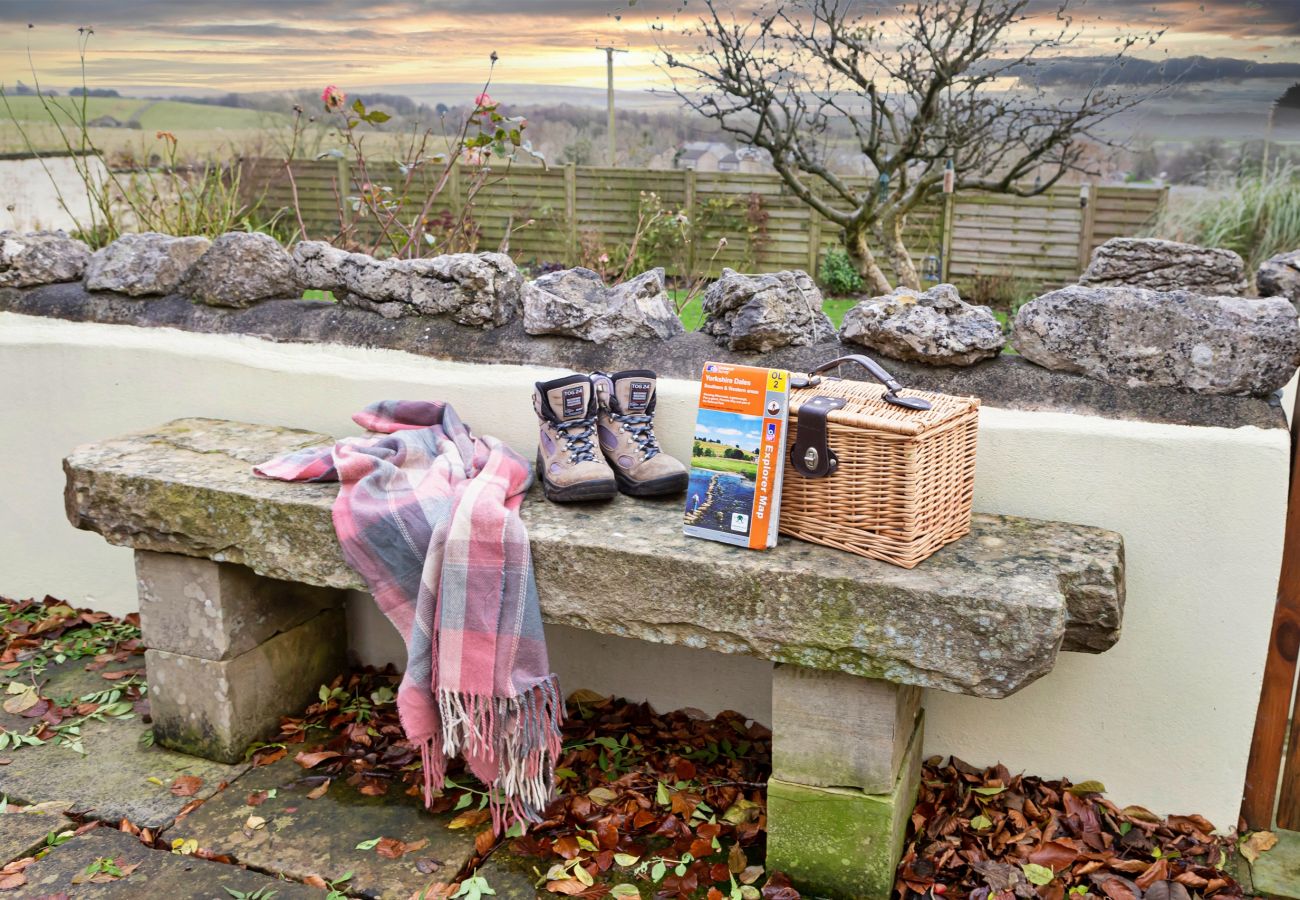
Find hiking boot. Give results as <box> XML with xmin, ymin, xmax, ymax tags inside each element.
<box><xmin>533</xmin><ymin>374</ymin><xmax>618</xmax><ymax>502</ymax></box>
<box><xmin>592</xmin><ymin>370</ymin><xmax>689</xmax><ymax>497</ymax></box>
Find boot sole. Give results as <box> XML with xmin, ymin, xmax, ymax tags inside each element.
<box><xmin>536</xmin><ymin>454</ymin><xmax>617</xmax><ymax>503</ymax></box>
<box><xmin>614</xmin><ymin>468</ymin><xmax>690</xmax><ymax>498</ymax></box>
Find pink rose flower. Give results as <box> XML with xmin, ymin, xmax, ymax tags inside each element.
<box><xmin>474</xmin><ymin>92</ymin><xmax>494</xmax><ymax>109</ymax></box>
<box><xmin>322</xmin><ymin>85</ymin><xmax>346</xmax><ymax>113</ymax></box>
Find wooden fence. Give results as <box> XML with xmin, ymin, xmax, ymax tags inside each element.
<box><xmin>241</xmin><ymin>159</ymin><xmax>1166</xmax><ymax>293</ymax></box>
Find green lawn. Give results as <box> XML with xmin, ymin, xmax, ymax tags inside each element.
<box><xmin>691</xmin><ymin>456</ymin><xmax>758</xmax><ymax>478</ymax></box>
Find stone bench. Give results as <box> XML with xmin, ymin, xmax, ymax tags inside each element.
<box><xmin>64</xmin><ymin>417</ymin><xmax>1125</xmax><ymax>898</ymax></box>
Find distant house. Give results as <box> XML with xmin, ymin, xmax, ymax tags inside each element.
<box><xmin>676</xmin><ymin>142</ymin><xmax>772</xmax><ymax>173</ymax></box>
<box><xmin>676</xmin><ymin>141</ymin><xmax>731</xmax><ymax>172</ymax></box>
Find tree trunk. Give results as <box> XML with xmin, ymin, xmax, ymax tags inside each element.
<box><xmin>883</xmin><ymin>212</ymin><xmax>921</xmax><ymax>290</ymax></box>
<box><xmin>845</xmin><ymin>221</ymin><xmax>892</xmax><ymax>296</ymax></box>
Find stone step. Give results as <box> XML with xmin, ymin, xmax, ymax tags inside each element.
<box><xmin>64</xmin><ymin>417</ymin><xmax>1126</xmax><ymax>699</ymax></box>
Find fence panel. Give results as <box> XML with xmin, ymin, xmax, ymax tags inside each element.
<box><xmin>240</xmin><ymin>158</ymin><xmax>1166</xmax><ymax>293</ymax></box>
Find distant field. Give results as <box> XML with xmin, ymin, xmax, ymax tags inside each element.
<box><xmin>2</xmin><ymin>95</ymin><xmax>284</xmax><ymax>130</ymax></box>
<box><xmin>0</xmin><ymin>96</ymin><xmax>291</xmax><ymax>160</ymax></box>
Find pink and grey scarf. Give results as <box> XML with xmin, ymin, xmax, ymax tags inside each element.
<box><xmin>253</xmin><ymin>400</ymin><xmax>562</xmax><ymax>829</ymax></box>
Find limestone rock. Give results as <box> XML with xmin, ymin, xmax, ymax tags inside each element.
<box><xmin>84</xmin><ymin>232</ymin><xmax>210</xmax><ymax>296</ymax></box>
<box><xmin>180</xmin><ymin>231</ymin><xmax>297</xmax><ymax>307</ymax></box>
<box><xmin>522</xmin><ymin>266</ymin><xmax>684</xmax><ymax>343</ymax></box>
<box><xmin>64</xmin><ymin>417</ymin><xmax>1127</xmax><ymax>698</ymax></box>
<box><xmin>290</xmin><ymin>239</ymin><xmax>349</xmax><ymax>292</ymax></box>
<box><xmin>1080</xmin><ymin>237</ymin><xmax>1247</xmax><ymax>295</ymax></box>
<box><xmin>1012</xmin><ymin>284</ymin><xmax>1300</xmax><ymax>396</ymax></box>
<box><xmin>0</xmin><ymin>230</ymin><xmax>91</xmax><ymax>288</ymax></box>
<box><xmin>701</xmin><ymin>267</ymin><xmax>834</xmax><ymax>352</ymax></box>
<box><xmin>401</xmin><ymin>251</ymin><xmax>522</xmax><ymax>327</ymax></box>
<box><xmin>293</xmin><ymin>242</ymin><xmax>523</xmax><ymax>326</ymax></box>
<box><xmin>840</xmin><ymin>283</ymin><xmax>1005</xmax><ymax>366</ymax></box>
<box><xmin>1258</xmin><ymin>249</ymin><xmax>1300</xmax><ymax>307</ymax></box>
<box><xmin>337</xmin><ymin>253</ymin><xmax>412</xmax><ymax>318</ymax></box>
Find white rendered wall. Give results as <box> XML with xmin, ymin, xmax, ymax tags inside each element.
<box><xmin>0</xmin><ymin>155</ymin><xmax>112</xmax><ymax>233</ymax></box>
<box><xmin>0</xmin><ymin>311</ymin><xmax>1288</xmax><ymax>829</ymax></box>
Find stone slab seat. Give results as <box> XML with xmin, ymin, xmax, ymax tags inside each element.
<box><xmin>63</xmin><ymin>417</ymin><xmax>1126</xmax><ymax>899</ymax></box>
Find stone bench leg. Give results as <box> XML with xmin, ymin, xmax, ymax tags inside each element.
<box><xmin>767</xmin><ymin>664</ymin><xmax>923</xmax><ymax>899</ymax></box>
<box><xmin>135</xmin><ymin>551</ymin><xmax>348</xmax><ymax>764</ymax></box>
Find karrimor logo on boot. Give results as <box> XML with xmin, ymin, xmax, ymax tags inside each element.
<box><xmin>629</xmin><ymin>382</ymin><xmax>651</xmax><ymax>410</ymax></box>
<box><xmin>562</xmin><ymin>385</ymin><xmax>586</xmax><ymax>418</ymax></box>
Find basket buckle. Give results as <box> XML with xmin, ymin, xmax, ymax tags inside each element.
<box><xmin>789</xmin><ymin>395</ymin><xmax>847</xmax><ymax>479</ymax></box>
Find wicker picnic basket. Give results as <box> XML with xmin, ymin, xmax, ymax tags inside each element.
<box><xmin>779</xmin><ymin>355</ymin><xmax>980</xmax><ymax>568</ymax></box>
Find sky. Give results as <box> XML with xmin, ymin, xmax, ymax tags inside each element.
<box><xmin>1</xmin><ymin>0</ymin><xmax>1298</xmax><ymax>100</ymax></box>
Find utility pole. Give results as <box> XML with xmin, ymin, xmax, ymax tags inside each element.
<box><xmin>596</xmin><ymin>45</ymin><xmax>627</xmax><ymax>167</ymax></box>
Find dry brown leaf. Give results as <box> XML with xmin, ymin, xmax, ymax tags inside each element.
<box><xmin>294</xmin><ymin>750</ymin><xmax>342</xmax><ymax>769</ymax></box>
<box><xmin>545</xmin><ymin>880</ymin><xmax>589</xmax><ymax>895</ymax></box>
<box><xmin>728</xmin><ymin>842</ymin><xmax>747</xmax><ymax>874</ymax></box>
<box><xmin>306</xmin><ymin>779</ymin><xmax>331</xmax><ymax>800</ymax></box>
<box><xmin>169</xmin><ymin>775</ymin><xmax>203</xmax><ymax>797</ymax></box>
<box><xmin>448</xmin><ymin>808</ymin><xmax>490</xmax><ymax>830</ymax></box>
<box><xmin>0</xmin><ymin>872</ymin><xmax>24</xmax><ymax>891</ymax></box>
<box><xmin>376</xmin><ymin>837</ymin><xmax>407</xmax><ymax>859</ymax></box>
<box><xmin>1240</xmin><ymin>830</ymin><xmax>1278</xmax><ymax>864</ymax></box>
<box><xmin>303</xmin><ymin>875</ymin><xmax>329</xmax><ymax>888</ymax></box>
<box><xmin>475</xmin><ymin>829</ymin><xmax>495</xmax><ymax>856</ymax></box>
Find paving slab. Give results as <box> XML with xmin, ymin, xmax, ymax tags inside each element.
<box><xmin>171</xmin><ymin>756</ymin><xmax>477</xmax><ymax>900</ymax></box>
<box><xmin>64</xmin><ymin>418</ymin><xmax>1127</xmax><ymax>698</ymax></box>
<box><xmin>0</xmin><ymin>658</ymin><xmax>249</xmax><ymax>830</ymax></box>
<box><xmin>17</xmin><ymin>825</ymin><xmax>321</xmax><ymax>898</ymax></box>
<box><xmin>1250</xmin><ymin>827</ymin><xmax>1300</xmax><ymax>899</ymax></box>
<box><xmin>0</xmin><ymin>809</ymin><xmax>68</xmax><ymax>864</ymax></box>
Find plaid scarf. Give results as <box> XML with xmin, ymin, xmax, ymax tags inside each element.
<box><xmin>253</xmin><ymin>400</ymin><xmax>562</xmax><ymax>829</ymax></box>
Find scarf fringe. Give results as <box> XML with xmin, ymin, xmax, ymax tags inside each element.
<box><xmin>422</xmin><ymin>677</ymin><xmax>564</xmax><ymax>833</ymax></box>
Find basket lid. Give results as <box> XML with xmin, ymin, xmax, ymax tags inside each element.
<box><xmin>790</xmin><ymin>378</ymin><xmax>978</xmax><ymax>437</ymax></box>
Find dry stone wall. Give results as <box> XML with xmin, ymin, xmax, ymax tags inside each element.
<box><xmin>2</xmin><ymin>228</ymin><xmax>1298</xmax><ymax>398</ymax></box>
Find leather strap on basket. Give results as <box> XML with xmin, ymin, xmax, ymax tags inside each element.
<box><xmin>789</xmin><ymin>395</ymin><xmax>847</xmax><ymax>478</ymax></box>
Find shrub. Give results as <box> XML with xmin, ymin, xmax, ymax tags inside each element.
<box><xmin>818</xmin><ymin>247</ymin><xmax>863</xmax><ymax>296</ymax></box>
<box><xmin>1150</xmin><ymin>166</ymin><xmax>1300</xmax><ymax>274</ymax></box>
<box><xmin>968</xmin><ymin>270</ymin><xmax>1035</xmax><ymax>315</ymax></box>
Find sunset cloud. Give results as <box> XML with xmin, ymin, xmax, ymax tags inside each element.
<box><xmin>1</xmin><ymin>0</ymin><xmax>1296</xmax><ymax>95</ymax></box>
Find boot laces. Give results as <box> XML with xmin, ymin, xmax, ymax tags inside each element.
<box><xmin>556</xmin><ymin>417</ymin><xmax>598</xmax><ymax>463</ymax></box>
<box><xmin>612</xmin><ymin>412</ymin><xmax>661</xmax><ymax>460</ymax></box>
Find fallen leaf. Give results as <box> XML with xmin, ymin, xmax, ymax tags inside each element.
<box><xmin>546</xmin><ymin>879</ymin><xmax>589</xmax><ymax>895</ymax></box>
<box><xmin>303</xmin><ymin>875</ymin><xmax>329</xmax><ymax>888</ymax></box>
<box><xmin>169</xmin><ymin>775</ymin><xmax>203</xmax><ymax>797</ymax></box>
<box><xmin>728</xmin><ymin>843</ymin><xmax>747</xmax><ymax>874</ymax></box>
<box><xmin>1240</xmin><ymin>830</ymin><xmax>1278</xmax><ymax>863</ymax></box>
<box><xmin>246</xmin><ymin>791</ymin><xmax>268</xmax><ymax>807</ymax></box>
<box><xmin>294</xmin><ymin>750</ymin><xmax>342</xmax><ymax>769</ymax></box>
<box><xmin>1067</xmin><ymin>781</ymin><xmax>1107</xmax><ymax>796</ymax></box>
<box><xmin>243</xmin><ymin>815</ymin><xmax>266</xmax><ymax>831</ymax></box>
<box><xmin>306</xmin><ymin>779</ymin><xmax>331</xmax><ymax>800</ymax></box>
<box><xmin>376</xmin><ymin>836</ymin><xmax>407</xmax><ymax>859</ymax></box>
<box><xmin>0</xmin><ymin>872</ymin><xmax>24</xmax><ymax>890</ymax></box>
<box><xmin>449</xmin><ymin>808</ymin><xmax>490</xmax><ymax>830</ymax></box>
<box><xmin>2</xmin><ymin>689</ymin><xmax>38</xmax><ymax>715</ymax></box>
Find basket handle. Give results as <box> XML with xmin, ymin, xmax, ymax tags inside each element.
<box><xmin>805</xmin><ymin>355</ymin><xmax>932</xmax><ymax>411</ymax></box>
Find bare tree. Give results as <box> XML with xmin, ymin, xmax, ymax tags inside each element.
<box><xmin>663</xmin><ymin>0</ymin><xmax>1163</xmax><ymax>293</ymax></box>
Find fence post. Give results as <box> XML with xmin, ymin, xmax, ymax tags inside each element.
<box><xmin>940</xmin><ymin>192</ymin><xmax>955</xmax><ymax>282</ymax></box>
<box><xmin>335</xmin><ymin>156</ymin><xmax>351</xmax><ymax>230</ymax></box>
<box><xmin>565</xmin><ymin>164</ymin><xmax>578</xmax><ymax>266</ymax></box>
<box><xmin>1076</xmin><ymin>181</ymin><xmax>1098</xmax><ymax>274</ymax></box>
<box><xmin>807</xmin><ymin>210</ymin><xmax>821</xmax><ymax>276</ymax></box>
<box><xmin>684</xmin><ymin>168</ymin><xmax>698</xmax><ymax>276</ymax></box>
